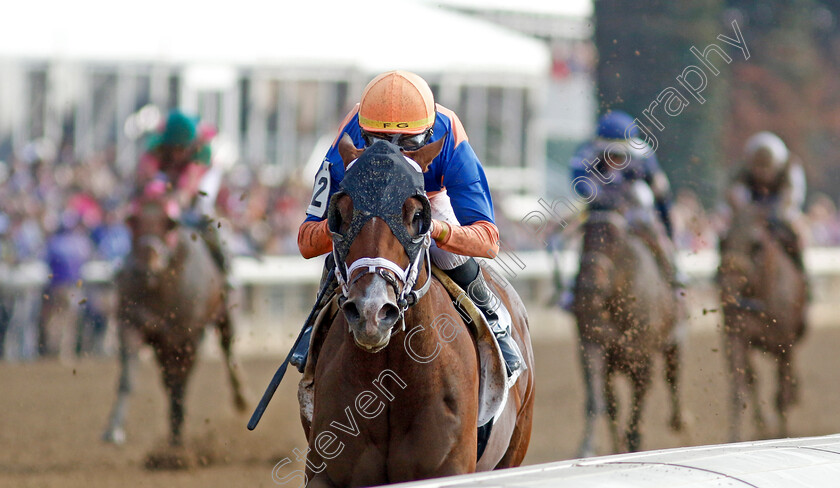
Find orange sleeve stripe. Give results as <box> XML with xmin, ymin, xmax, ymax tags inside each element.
<box><xmin>297</xmin><ymin>220</ymin><xmax>333</xmax><ymax>259</ymax></box>
<box><xmin>331</xmin><ymin>104</ymin><xmax>361</xmax><ymax>147</ymax></box>
<box><xmin>435</xmin><ymin>220</ymin><xmax>499</xmax><ymax>257</ymax></box>
<box><xmin>435</xmin><ymin>104</ymin><xmax>468</xmax><ymax>148</ymax></box>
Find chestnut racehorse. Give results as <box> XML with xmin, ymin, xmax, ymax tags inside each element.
<box><xmin>718</xmin><ymin>203</ymin><xmax>807</xmax><ymax>442</ymax></box>
<box><xmin>299</xmin><ymin>138</ymin><xmax>534</xmax><ymax>487</ymax></box>
<box><xmin>573</xmin><ymin>209</ymin><xmax>684</xmax><ymax>456</ymax></box>
<box><xmin>102</xmin><ymin>196</ymin><xmax>248</xmax><ymax>447</ymax></box>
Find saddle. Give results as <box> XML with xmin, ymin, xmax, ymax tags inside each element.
<box><xmin>297</xmin><ymin>265</ymin><xmax>510</xmax><ymax>459</ymax></box>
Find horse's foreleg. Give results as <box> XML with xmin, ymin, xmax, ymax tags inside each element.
<box><xmin>604</xmin><ymin>365</ymin><xmax>621</xmax><ymax>453</ymax></box>
<box><xmin>577</xmin><ymin>341</ymin><xmax>606</xmax><ymax>458</ymax></box>
<box><xmin>626</xmin><ymin>362</ymin><xmax>651</xmax><ymax>453</ymax></box>
<box><xmin>724</xmin><ymin>334</ymin><xmax>749</xmax><ymax>442</ymax></box>
<box><xmin>664</xmin><ymin>342</ymin><xmax>684</xmax><ymax>432</ymax></box>
<box><xmin>159</xmin><ymin>345</ymin><xmax>197</xmax><ymax>447</ymax></box>
<box><xmin>745</xmin><ymin>353</ymin><xmax>768</xmax><ymax>438</ymax></box>
<box><xmin>103</xmin><ymin>324</ymin><xmax>141</xmax><ymax>444</ymax></box>
<box><xmin>216</xmin><ymin>310</ymin><xmax>249</xmax><ymax>412</ymax></box>
<box><xmin>776</xmin><ymin>351</ymin><xmax>797</xmax><ymax>438</ymax></box>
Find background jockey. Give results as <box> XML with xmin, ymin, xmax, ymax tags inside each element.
<box><xmin>134</xmin><ymin>109</ymin><xmax>230</xmax><ymax>280</ymax></box>
<box><xmin>558</xmin><ymin>110</ymin><xmax>681</xmax><ymax>311</ymax></box>
<box><xmin>569</xmin><ymin>110</ymin><xmax>674</xmax><ymax>238</ymax></box>
<box><xmin>292</xmin><ymin>69</ymin><xmax>523</xmax><ymax>376</ymax></box>
<box><xmin>727</xmin><ymin>131</ymin><xmax>807</xmax><ymax>270</ymax></box>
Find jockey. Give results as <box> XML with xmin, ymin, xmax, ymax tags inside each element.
<box><xmin>570</xmin><ymin>110</ymin><xmax>673</xmax><ymax>237</ymax></box>
<box><xmin>727</xmin><ymin>131</ymin><xmax>807</xmax><ymax>270</ymax></box>
<box><xmin>291</xmin><ymin>69</ymin><xmax>524</xmax><ymax>376</ymax></box>
<box><xmin>561</xmin><ymin>110</ymin><xmax>680</xmax><ymax>311</ymax></box>
<box><xmin>135</xmin><ymin>109</ymin><xmax>230</xmax><ymax>279</ymax></box>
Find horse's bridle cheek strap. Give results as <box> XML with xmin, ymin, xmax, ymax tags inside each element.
<box><xmin>333</xmin><ymin>234</ymin><xmax>432</xmax><ymax>333</ymax></box>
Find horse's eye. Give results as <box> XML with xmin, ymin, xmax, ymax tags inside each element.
<box><xmin>750</xmin><ymin>242</ymin><xmax>763</xmax><ymax>255</ymax></box>
<box><xmin>412</xmin><ymin>211</ymin><xmax>422</xmax><ymax>222</ymax></box>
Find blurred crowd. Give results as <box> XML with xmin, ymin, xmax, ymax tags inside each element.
<box><xmin>669</xmin><ymin>188</ymin><xmax>840</xmax><ymax>252</ymax></box>
<box><xmin>2</xmin><ymin>143</ymin><xmax>840</xmax><ymax>363</ymax></box>
<box><xmin>0</xmin><ymin>144</ymin><xmax>311</xmax><ymax>362</ymax></box>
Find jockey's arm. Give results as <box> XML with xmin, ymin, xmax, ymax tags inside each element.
<box><xmin>781</xmin><ymin>160</ymin><xmax>807</xmax><ymax>221</ymax></box>
<box><xmin>430</xmin><ymin>219</ymin><xmax>500</xmax><ymax>257</ymax></box>
<box><xmin>429</xmin><ymin>135</ymin><xmax>500</xmax><ymax>257</ymax></box>
<box><xmin>298</xmin><ymin>219</ymin><xmax>331</xmax><ymax>259</ymax></box>
<box><xmin>726</xmin><ymin>179</ymin><xmax>752</xmax><ymax>210</ymax></box>
<box><xmin>772</xmin><ymin>171</ymin><xmax>805</xmax><ymax>223</ymax></box>
<box><xmin>177</xmin><ymin>163</ymin><xmax>209</xmax><ymax>203</ymax></box>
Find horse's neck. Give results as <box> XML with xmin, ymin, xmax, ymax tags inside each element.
<box><xmin>754</xmin><ymin>236</ymin><xmax>795</xmax><ymax>296</ymax></box>
<box><xmin>582</xmin><ymin>221</ymin><xmax>627</xmax><ymax>257</ymax></box>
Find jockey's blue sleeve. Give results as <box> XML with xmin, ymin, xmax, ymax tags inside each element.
<box><xmin>304</xmin><ymin>107</ymin><xmax>496</xmax><ymax>226</ymax></box>
<box><xmin>569</xmin><ymin>141</ymin><xmax>602</xmax><ymax>200</ymax></box>
<box><xmin>436</xmin><ymin>139</ymin><xmax>495</xmax><ymax>226</ymax></box>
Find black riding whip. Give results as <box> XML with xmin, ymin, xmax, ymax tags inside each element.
<box><xmin>247</xmin><ymin>268</ymin><xmax>335</xmax><ymax>430</ymax></box>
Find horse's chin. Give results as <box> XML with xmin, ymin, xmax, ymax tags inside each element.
<box><xmin>351</xmin><ymin>333</ymin><xmax>391</xmax><ymax>353</ymax></box>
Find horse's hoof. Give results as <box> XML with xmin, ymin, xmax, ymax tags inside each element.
<box><xmin>669</xmin><ymin>415</ymin><xmax>684</xmax><ymax>432</ymax></box>
<box><xmin>234</xmin><ymin>395</ymin><xmax>249</xmax><ymax>413</ymax></box>
<box><xmin>103</xmin><ymin>428</ymin><xmax>126</xmax><ymax>445</ymax></box>
<box><xmin>577</xmin><ymin>445</ymin><xmax>596</xmax><ymax>459</ymax></box>
<box><xmin>144</xmin><ymin>445</ymin><xmax>197</xmax><ymax>471</ymax></box>
<box><xmin>625</xmin><ymin>432</ymin><xmax>641</xmax><ymax>452</ymax></box>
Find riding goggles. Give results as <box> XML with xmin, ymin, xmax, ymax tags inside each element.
<box><xmin>361</xmin><ymin>128</ymin><xmax>433</xmax><ymax>152</ymax></box>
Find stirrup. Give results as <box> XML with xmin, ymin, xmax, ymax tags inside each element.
<box><xmin>489</xmin><ymin>306</ymin><xmax>523</xmax><ymax>376</ymax></box>
<box><xmin>469</xmin><ymin>274</ymin><xmax>524</xmax><ymax>376</ymax></box>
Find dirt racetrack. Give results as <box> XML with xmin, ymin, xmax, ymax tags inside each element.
<box><xmin>3</xmin><ymin>301</ymin><xmax>840</xmax><ymax>487</ymax></box>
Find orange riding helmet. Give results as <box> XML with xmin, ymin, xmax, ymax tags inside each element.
<box><xmin>359</xmin><ymin>70</ymin><xmax>436</xmax><ymax>135</ymax></box>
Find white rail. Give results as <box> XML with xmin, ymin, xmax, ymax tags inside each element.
<box><xmin>390</xmin><ymin>434</ymin><xmax>840</xmax><ymax>487</ymax></box>
<box><xmin>2</xmin><ymin>247</ymin><xmax>840</xmax><ymax>289</ymax></box>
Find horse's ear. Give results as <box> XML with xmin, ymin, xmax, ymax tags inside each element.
<box><xmin>404</xmin><ymin>137</ymin><xmax>444</xmax><ymax>173</ymax></box>
<box><xmin>338</xmin><ymin>133</ymin><xmax>364</xmax><ymax>169</ymax></box>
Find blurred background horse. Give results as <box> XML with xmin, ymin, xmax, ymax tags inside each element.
<box><xmin>102</xmin><ymin>196</ymin><xmax>248</xmax><ymax>452</ymax></box>
<box><xmin>718</xmin><ymin>203</ymin><xmax>808</xmax><ymax>442</ymax></box>
<box><xmin>573</xmin><ymin>202</ymin><xmax>684</xmax><ymax>456</ymax></box>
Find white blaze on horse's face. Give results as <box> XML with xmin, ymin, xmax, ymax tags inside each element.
<box><xmin>128</xmin><ymin>204</ymin><xmax>176</xmax><ymax>279</ymax></box>
<box><xmin>139</xmin><ymin>236</ymin><xmax>170</xmax><ymax>275</ymax></box>
<box><xmin>342</xmin><ymin>266</ymin><xmax>401</xmax><ymax>353</ymax></box>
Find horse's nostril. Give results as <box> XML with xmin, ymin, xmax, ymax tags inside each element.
<box><xmin>379</xmin><ymin>303</ymin><xmax>400</xmax><ymax>326</ymax></box>
<box><xmin>343</xmin><ymin>301</ymin><xmax>361</xmax><ymax>324</ymax></box>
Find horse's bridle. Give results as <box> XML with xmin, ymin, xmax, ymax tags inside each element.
<box><xmin>328</xmin><ymin>140</ymin><xmax>435</xmax><ymax>333</ymax></box>
<box><xmin>333</xmin><ymin>234</ymin><xmax>433</xmax><ymax>334</ymax></box>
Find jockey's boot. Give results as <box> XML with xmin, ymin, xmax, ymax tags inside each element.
<box><xmin>445</xmin><ymin>258</ymin><xmax>523</xmax><ymax>377</ymax></box>
<box><xmin>290</xmin><ymin>255</ymin><xmax>337</xmax><ymax>373</ymax></box>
